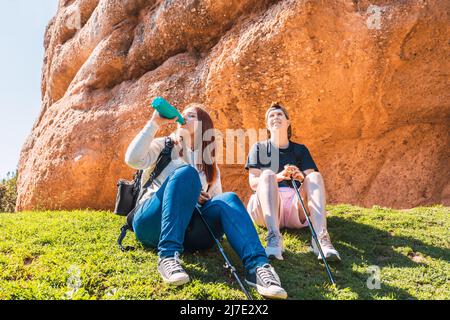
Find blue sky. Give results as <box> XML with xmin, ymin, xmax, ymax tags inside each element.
<box><xmin>0</xmin><ymin>0</ymin><xmax>59</xmax><ymax>180</ymax></box>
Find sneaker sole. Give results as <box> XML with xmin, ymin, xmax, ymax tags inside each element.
<box><xmin>159</xmin><ymin>273</ymin><xmax>190</xmax><ymax>286</ymax></box>
<box><xmin>318</xmin><ymin>253</ymin><xmax>341</xmax><ymax>262</ymax></box>
<box><xmin>309</xmin><ymin>246</ymin><xmax>341</xmax><ymax>263</ymax></box>
<box><xmin>265</xmin><ymin>247</ymin><xmax>284</xmax><ymax>260</ymax></box>
<box><xmin>267</xmin><ymin>254</ymin><xmax>284</xmax><ymax>260</ymax></box>
<box><xmin>245</xmin><ymin>280</ymin><xmax>288</xmax><ymax>300</ymax></box>
<box><xmin>163</xmin><ymin>278</ymin><xmax>190</xmax><ymax>286</ymax></box>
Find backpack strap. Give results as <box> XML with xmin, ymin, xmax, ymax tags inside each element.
<box><xmin>117</xmin><ymin>137</ymin><xmax>174</xmax><ymax>252</ymax></box>
<box><xmin>118</xmin><ymin>224</ymin><xmax>134</xmax><ymax>252</ymax></box>
<box><xmin>292</xmin><ymin>142</ymin><xmax>301</xmax><ymax>169</ymax></box>
<box><xmin>265</xmin><ymin>139</ymin><xmax>271</xmax><ymax>157</ymax></box>
<box><xmin>142</xmin><ymin>137</ymin><xmax>174</xmax><ymax>190</ymax></box>
<box><xmin>291</xmin><ymin>142</ymin><xmax>305</xmax><ymax>189</ymax></box>
<box><xmin>117</xmin><ymin>203</ymin><xmax>142</xmax><ymax>252</ymax></box>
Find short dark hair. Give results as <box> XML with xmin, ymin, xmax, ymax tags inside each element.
<box><xmin>265</xmin><ymin>102</ymin><xmax>292</xmax><ymax>139</ymax></box>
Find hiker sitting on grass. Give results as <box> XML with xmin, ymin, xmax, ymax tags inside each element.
<box><xmin>245</xmin><ymin>102</ymin><xmax>341</xmax><ymax>262</ymax></box>
<box><xmin>124</xmin><ymin>103</ymin><xmax>287</xmax><ymax>299</ymax></box>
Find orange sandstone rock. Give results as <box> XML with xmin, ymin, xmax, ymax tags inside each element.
<box><xmin>16</xmin><ymin>0</ymin><xmax>450</xmax><ymax>211</ymax></box>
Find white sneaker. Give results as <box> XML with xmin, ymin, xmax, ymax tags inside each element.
<box><xmin>265</xmin><ymin>232</ymin><xmax>284</xmax><ymax>260</ymax></box>
<box><xmin>311</xmin><ymin>231</ymin><xmax>341</xmax><ymax>262</ymax></box>
<box><xmin>157</xmin><ymin>252</ymin><xmax>190</xmax><ymax>286</ymax></box>
<box><xmin>245</xmin><ymin>264</ymin><xmax>288</xmax><ymax>299</ymax></box>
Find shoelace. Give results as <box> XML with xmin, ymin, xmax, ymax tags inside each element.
<box><xmin>266</xmin><ymin>232</ymin><xmax>281</xmax><ymax>248</ymax></box>
<box><xmin>257</xmin><ymin>265</ymin><xmax>280</xmax><ymax>286</ymax></box>
<box><xmin>318</xmin><ymin>232</ymin><xmax>335</xmax><ymax>250</ymax></box>
<box><xmin>161</xmin><ymin>252</ymin><xmax>184</xmax><ymax>276</ymax></box>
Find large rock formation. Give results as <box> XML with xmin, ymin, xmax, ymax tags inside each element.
<box><xmin>16</xmin><ymin>0</ymin><xmax>450</xmax><ymax>211</ymax></box>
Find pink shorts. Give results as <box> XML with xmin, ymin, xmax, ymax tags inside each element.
<box><xmin>247</xmin><ymin>187</ymin><xmax>309</xmax><ymax>229</ymax></box>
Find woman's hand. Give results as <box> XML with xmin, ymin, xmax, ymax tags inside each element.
<box><xmin>198</xmin><ymin>191</ymin><xmax>211</xmax><ymax>205</ymax></box>
<box><xmin>276</xmin><ymin>168</ymin><xmax>291</xmax><ymax>182</ymax></box>
<box><xmin>169</xmin><ymin>131</ymin><xmax>183</xmax><ymax>146</ymax></box>
<box><xmin>287</xmin><ymin>165</ymin><xmax>305</xmax><ymax>181</ymax></box>
<box><xmin>169</xmin><ymin>129</ymin><xmax>191</xmax><ymax>160</ymax></box>
<box><xmin>150</xmin><ymin>110</ymin><xmax>177</xmax><ymax>126</ymax></box>
<box><xmin>282</xmin><ymin>165</ymin><xmax>305</xmax><ymax>182</ymax></box>
<box><xmin>170</xmin><ymin>128</ymin><xmax>191</xmax><ymax>146</ymax></box>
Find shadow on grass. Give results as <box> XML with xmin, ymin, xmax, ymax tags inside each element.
<box><xmin>279</xmin><ymin>216</ymin><xmax>449</xmax><ymax>299</ymax></box>
<box><xmin>136</xmin><ymin>215</ymin><xmax>449</xmax><ymax>300</ymax></box>
<box><xmin>139</xmin><ymin>241</ymin><xmax>255</xmax><ymax>299</ymax></box>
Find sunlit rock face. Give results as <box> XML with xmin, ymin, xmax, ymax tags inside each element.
<box><xmin>16</xmin><ymin>0</ymin><xmax>449</xmax><ymax>211</ymax></box>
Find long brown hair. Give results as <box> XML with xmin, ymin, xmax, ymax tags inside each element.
<box><xmin>186</xmin><ymin>104</ymin><xmax>217</xmax><ymax>186</ymax></box>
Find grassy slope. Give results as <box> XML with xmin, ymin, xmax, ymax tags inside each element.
<box><xmin>0</xmin><ymin>205</ymin><xmax>448</xmax><ymax>300</ymax></box>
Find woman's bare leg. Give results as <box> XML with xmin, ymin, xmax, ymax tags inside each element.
<box><xmin>256</xmin><ymin>170</ymin><xmax>281</xmax><ymax>234</ymax></box>
<box><xmin>298</xmin><ymin>171</ymin><xmax>341</xmax><ymax>261</ymax></box>
<box><xmin>256</xmin><ymin>170</ymin><xmax>284</xmax><ymax>259</ymax></box>
<box><xmin>301</xmin><ymin>172</ymin><xmax>327</xmax><ymax>234</ymax></box>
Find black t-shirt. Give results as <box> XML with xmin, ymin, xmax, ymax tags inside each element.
<box><xmin>245</xmin><ymin>140</ymin><xmax>319</xmax><ymax>188</ymax></box>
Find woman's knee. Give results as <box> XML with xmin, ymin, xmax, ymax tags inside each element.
<box><xmin>206</xmin><ymin>199</ymin><xmax>229</xmax><ymax>214</ymax></box>
<box><xmin>204</xmin><ymin>196</ymin><xmax>237</xmax><ymax>221</ymax></box>
<box><xmin>215</xmin><ymin>192</ymin><xmax>248</xmax><ymax>212</ymax></box>
<box><xmin>305</xmin><ymin>171</ymin><xmax>322</xmax><ymax>182</ymax></box>
<box><xmin>173</xmin><ymin>165</ymin><xmax>198</xmax><ymax>179</ymax></box>
<box><xmin>219</xmin><ymin>192</ymin><xmax>241</xmax><ymax>203</ymax></box>
<box><xmin>172</xmin><ymin>165</ymin><xmax>201</xmax><ymax>188</ymax></box>
<box><xmin>260</xmin><ymin>169</ymin><xmax>277</xmax><ymax>185</ymax></box>
<box><xmin>304</xmin><ymin>171</ymin><xmax>326</xmax><ymax>192</ymax></box>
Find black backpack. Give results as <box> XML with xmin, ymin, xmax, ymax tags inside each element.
<box><xmin>116</xmin><ymin>137</ymin><xmax>174</xmax><ymax>251</ymax></box>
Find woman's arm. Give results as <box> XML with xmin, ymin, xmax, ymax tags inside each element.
<box><xmin>124</xmin><ymin>121</ymin><xmax>163</xmax><ymax>169</ymax></box>
<box><xmin>125</xmin><ymin>111</ymin><xmax>176</xmax><ymax>169</ymax></box>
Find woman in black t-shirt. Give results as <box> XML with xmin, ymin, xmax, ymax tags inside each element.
<box><xmin>245</xmin><ymin>103</ymin><xmax>341</xmax><ymax>262</ymax></box>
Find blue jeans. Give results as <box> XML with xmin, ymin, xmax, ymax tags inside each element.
<box><xmin>132</xmin><ymin>165</ymin><xmax>268</xmax><ymax>273</ymax></box>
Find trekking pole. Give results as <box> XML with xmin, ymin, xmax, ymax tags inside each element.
<box><xmin>195</xmin><ymin>205</ymin><xmax>253</xmax><ymax>300</ymax></box>
<box><xmin>290</xmin><ymin>177</ymin><xmax>336</xmax><ymax>285</ymax></box>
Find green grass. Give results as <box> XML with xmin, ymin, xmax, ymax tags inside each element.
<box><xmin>0</xmin><ymin>204</ymin><xmax>448</xmax><ymax>300</ymax></box>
